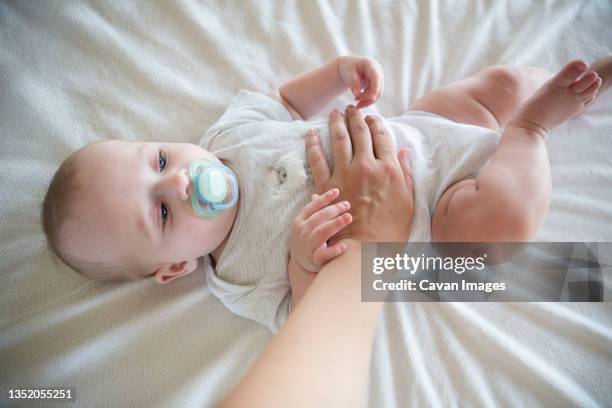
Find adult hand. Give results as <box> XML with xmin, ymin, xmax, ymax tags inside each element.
<box><xmin>221</xmin><ymin>88</ymin><xmax>414</xmax><ymax>408</ymax></box>
<box><xmin>305</xmin><ymin>105</ymin><xmax>415</xmax><ymax>243</ymax></box>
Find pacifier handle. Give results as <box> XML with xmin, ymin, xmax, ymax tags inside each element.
<box><xmin>199</xmin><ymin>168</ymin><xmax>228</xmax><ymax>204</ymax></box>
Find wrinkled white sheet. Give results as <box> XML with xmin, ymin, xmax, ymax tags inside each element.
<box><xmin>1</xmin><ymin>1</ymin><xmax>611</xmax><ymax>406</ymax></box>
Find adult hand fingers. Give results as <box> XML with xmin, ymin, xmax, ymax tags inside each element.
<box><xmin>345</xmin><ymin>105</ymin><xmax>374</xmax><ymax>159</ymax></box>
<box><xmin>366</xmin><ymin>115</ymin><xmax>396</xmax><ymax>161</ymax></box>
<box><xmin>306</xmin><ymin>129</ymin><xmax>331</xmax><ymax>191</ymax></box>
<box><xmin>329</xmin><ymin>109</ymin><xmax>353</xmax><ymax>168</ymax></box>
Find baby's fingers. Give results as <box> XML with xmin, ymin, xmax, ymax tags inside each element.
<box><xmin>299</xmin><ymin>188</ymin><xmax>339</xmax><ymax>220</ymax></box>
<box><xmin>313</xmin><ymin>242</ymin><xmax>348</xmax><ymax>266</ymax></box>
<box><xmin>309</xmin><ymin>212</ymin><xmax>353</xmax><ymax>255</ymax></box>
<box><xmin>357</xmin><ymin>63</ymin><xmax>383</xmax><ymax>105</ymax></box>
<box><xmin>305</xmin><ymin>200</ymin><xmax>351</xmax><ymax>231</ymax></box>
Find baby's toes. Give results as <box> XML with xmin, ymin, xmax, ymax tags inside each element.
<box><xmin>579</xmin><ymin>76</ymin><xmax>602</xmax><ymax>100</ymax></box>
<box><xmin>570</xmin><ymin>71</ymin><xmax>600</xmax><ymax>94</ymax></box>
<box><xmin>584</xmin><ymin>95</ymin><xmax>596</xmax><ymax>109</ymax></box>
<box><xmin>554</xmin><ymin>59</ymin><xmax>589</xmax><ymax>89</ymax></box>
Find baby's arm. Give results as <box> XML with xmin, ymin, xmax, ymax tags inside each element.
<box><xmin>273</xmin><ymin>56</ymin><xmax>384</xmax><ymax>120</ymax></box>
<box><xmin>288</xmin><ymin>188</ymin><xmax>353</xmax><ymax>308</ymax></box>
<box><xmin>287</xmin><ymin>259</ymin><xmax>316</xmax><ymax>311</ymax></box>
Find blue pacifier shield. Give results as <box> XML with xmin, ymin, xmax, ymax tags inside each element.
<box><xmin>189</xmin><ymin>160</ymin><xmax>239</xmax><ymax>218</ymax></box>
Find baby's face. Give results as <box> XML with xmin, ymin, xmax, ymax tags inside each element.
<box><xmin>69</xmin><ymin>140</ymin><xmax>238</xmax><ymax>281</ymax></box>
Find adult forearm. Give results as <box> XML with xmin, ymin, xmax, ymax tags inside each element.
<box><xmin>279</xmin><ymin>57</ymin><xmax>347</xmax><ymax>120</ymax></box>
<box><xmin>219</xmin><ymin>240</ymin><xmax>382</xmax><ymax>408</ymax></box>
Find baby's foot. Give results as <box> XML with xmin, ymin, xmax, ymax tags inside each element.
<box><xmin>509</xmin><ymin>60</ymin><xmax>602</xmax><ymax>139</ymax></box>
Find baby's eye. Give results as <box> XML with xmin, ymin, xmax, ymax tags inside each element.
<box><xmin>160</xmin><ymin>203</ymin><xmax>169</xmax><ymax>227</ymax></box>
<box><xmin>158</xmin><ymin>150</ymin><xmax>167</xmax><ymax>171</ymax></box>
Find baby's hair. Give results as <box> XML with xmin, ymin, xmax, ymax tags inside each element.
<box><xmin>41</xmin><ymin>143</ymin><xmax>151</xmax><ymax>281</ymax></box>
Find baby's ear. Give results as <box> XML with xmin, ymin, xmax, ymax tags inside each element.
<box><xmin>153</xmin><ymin>260</ymin><xmax>198</xmax><ymax>284</ymax></box>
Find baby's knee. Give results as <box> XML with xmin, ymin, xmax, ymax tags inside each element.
<box><xmin>480</xmin><ymin>65</ymin><xmax>523</xmax><ymax>95</ymax></box>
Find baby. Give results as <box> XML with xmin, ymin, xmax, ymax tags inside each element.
<box><xmin>42</xmin><ymin>55</ymin><xmax>610</xmax><ymax>331</ymax></box>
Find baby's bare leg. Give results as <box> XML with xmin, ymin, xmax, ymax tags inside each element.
<box><xmin>432</xmin><ymin>59</ymin><xmax>606</xmax><ymax>242</ymax></box>
<box><xmin>410</xmin><ymin>65</ymin><xmax>552</xmax><ymax>132</ymax></box>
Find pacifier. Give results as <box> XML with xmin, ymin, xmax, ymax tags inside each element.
<box><xmin>188</xmin><ymin>159</ymin><xmax>239</xmax><ymax>218</ymax></box>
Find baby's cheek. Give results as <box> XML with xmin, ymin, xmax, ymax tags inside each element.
<box><xmin>201</xmin><ymin>213</ymin><xmax>236</xmax><ymax>254</ymax></box>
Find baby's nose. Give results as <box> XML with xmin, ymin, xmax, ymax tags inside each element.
<box><xmin>160</xmin><ymin>169</ymin><xmax>191</xmax><ymax>202</ymax></box>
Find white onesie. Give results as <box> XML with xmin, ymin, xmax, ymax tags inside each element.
<box><xmin>199</xmin><ymin>90</ymin><xmax>500</xmax><ymax>332</ymax></box>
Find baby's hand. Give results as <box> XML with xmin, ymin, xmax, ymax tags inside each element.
<box><xmin>290</xmin><ymin>188</ymin><xmax>353</xmax><ymax>272</ymax></box>
<box><xmin>337</xmin><ymin>55</ymin><xmax>385</xmax><ymax>109</ymax></box>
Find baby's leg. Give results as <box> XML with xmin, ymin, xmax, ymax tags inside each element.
<box><xmin>432</xmin><ymin>60</ymin><xmax>605</xmax><ymax>242</ymax></box>
<box><xmin>410</xmin><ymin>65</ymin><xmax>553</xmax><ymax>132</ymax></box>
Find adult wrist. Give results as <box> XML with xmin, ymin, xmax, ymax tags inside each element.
<box><xmin>339</xmin><ymin>238</ymin><xmax>361</xmax><ymax>253</ymax></box>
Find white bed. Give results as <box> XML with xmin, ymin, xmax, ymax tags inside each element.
<box><xmin>1</xmin><ymin>0</ymin><xmax>611</xmax><ymax>406</ymax></box>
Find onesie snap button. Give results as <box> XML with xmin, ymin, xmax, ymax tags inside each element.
<box><xmin>275</xmin><ymin>167</ymin><xmax>288</xmax><ymax>185</ymax></box>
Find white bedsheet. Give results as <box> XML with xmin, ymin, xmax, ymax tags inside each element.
<box><xmin>1</xmin><ymin>0</ymin><xmax>611</xmax><ymax>406</ymax></box>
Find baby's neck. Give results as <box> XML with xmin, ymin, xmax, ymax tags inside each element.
<box><xmin>211</xmin><ymin>232</ymin><xmax>231</xmax><ymax>264</ymax></box>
